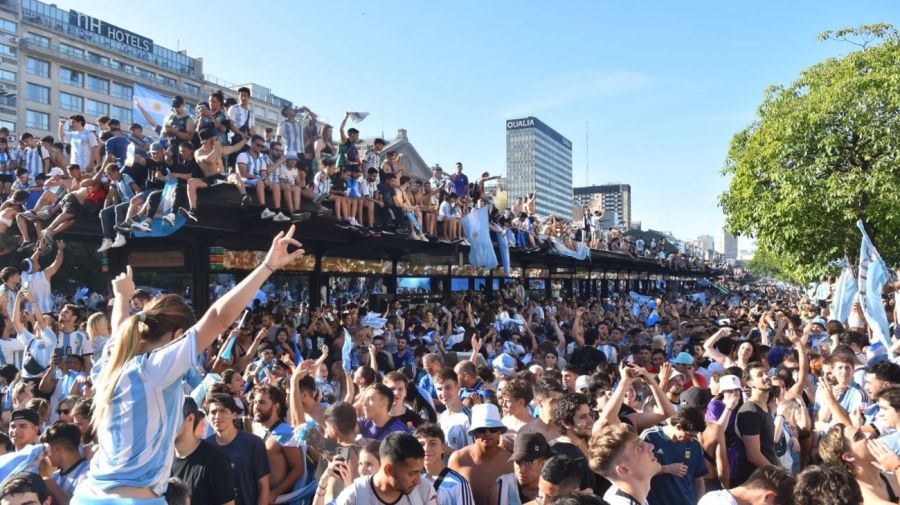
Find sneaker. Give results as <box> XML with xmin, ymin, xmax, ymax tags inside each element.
<box><xmin>315</xmin><ymin>206</ymin><xmax>330</xmax><ymax>216</ymax></box>
<box><xmin>348</xmin><ymin>217</ymin><xmax>360</xmax><ymax>227</ymax></box>
<box><xmin>97</xmin><ymin>239</ymin><xmax>114</xmax><ymax>253</ymax></box>
<box><xmin>241</xmin><ymin>195</ymin><xmax>253</xmax><ymax>208</ymax></box>
<box><xmin>291</xmin><ymin>212</ymin><xmax>311</xmax><ymax>222</ymax></box>
<box><xmin>162</xmin><ymin>213</ymin><xmax>176</xmax><ymax>226</ymax></box>
<box><xmin>40</xmin><ymin>229</ymin><xmax>53</xmax><ymax>245</ymax></box>
<box><xmin>132</xmin><ymin>219</ymin><xmax>152</xmax><ymax>232</ymax></box>
<box><xmin>17</xmin><ymin>241</ymin><xmax>33</xmax><ymax>252</ymax></box>
<box><xmin>111</xmin><ymin>234</ymin><xmax>127</xmax><ymax>248</ymax></box>
<box><xmin>273</xmin><ymin>212</ymin><xmax>290</xmax><ymax>222</ymax></box>
<box><xmin>179</xmin><ymin>208</ymin><xmax>198</xmax><ymax>223</ymax></box>
<box><xmin>261</xmin><ymin>208</ymin><xmax>276</xmax><ymax>220</ymax></box>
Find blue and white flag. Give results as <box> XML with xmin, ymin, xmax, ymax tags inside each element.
<box><xmin>360</xmin><ymin>312</ymin><xmax>387</xmax><ymax>329</ymax></box>
<box><xmin>341</xmin><ymin>327</ymin><xmax>353</xmax><ymax>373</ymax></box>
<box><xmin>630</xmin><ymin>291</ymin><xmax>653</xmax><ymax>318</ymax></box>
<box><xmin>495</xmin><ymin>230</ymin><xmax>511</xmax><ymax>276</ymax></box>
<box><xmin>0</xmin><ymin>444</ymin><xmax>44</xmax><ymax>486</ymax></box>
<box><xmin>461</xmin><ymin>206</ymin><xmax>498</xmax><ymax>270</ymax></box>
<box><xmin>220</xmin><ymin>335</ymin><xmax>237</xmax><ymax>361</ymax></box>
<box><xmin>856</xmin><ymin>220</ymin><xmax>892</xmax><ymax>352</ymax></box>
<box><xmin>687</xmin><ymin>292</ymin><xmax>707</xmax><ymax>306</ymax></box>
<box><xmin>831</xmin><ymin>262</ymin><xmax>858</xmax><ymax>324</ymax></box>
<box><xmin>190</xmin><ymin>372</ymin><xmax>221</xmax><ymax>406</ymax></box>
<box><xmin>133</xmin><ymin>179</ymin><xmax>186</xmax><ymax>238</ymax></box>
<box><xmin>133</xmin><ymin>84</ymin><xmax>171</xmax><ymax>130</ymax></box>
<box><xmin>645</xmin><ymin>310</ymin><xmax>660</xmax><ymax>327</ymax></box>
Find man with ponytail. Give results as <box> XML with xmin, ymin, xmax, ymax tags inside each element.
<box><xmin>72</xmin><ymin>225</ymin><xmax>304</xmax><ymax>505</ymax></box>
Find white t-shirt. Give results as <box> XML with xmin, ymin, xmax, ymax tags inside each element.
<box><xmin>277</xmin><ymin>165</ymin><xmax>298</xmax><ymax>185</ymax></box>
<box><xmin>227</xmin><ymin>105</ymin><xmax>254</xmax><ymax>131</ymax></box>
<box><xmin>236</xmin><ymin>152</ymin><xmax>267</xmax><ymax>179</ymax></box>
<box><xmin>335</xmin><ymin>475</ymin><xmax>438</xmax><ymax>505</ymax></box>
<box><xmin>697</xmin><ymin>490</ymin><xmax>738</xmax><ymax>505</ymax></box>
<box><xmin>438</xmin><ymin>201</ymin><xmax>454</xmax><ymax>220</ymax></box>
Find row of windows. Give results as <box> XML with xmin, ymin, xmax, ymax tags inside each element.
<box><xmin>27</xmin><ymin>56</ymin><xmax>134</xmax><ymax>100</ymax></box>
<box><xmin>26</xmin><ymin>104</ymin><xmax>131</xmax><ymax>131</ymax></box>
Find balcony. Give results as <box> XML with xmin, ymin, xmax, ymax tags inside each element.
<box><xmin>21</xmin><ymin>39</ymin><xmax>205</xmax><ymax>101</ymax></box>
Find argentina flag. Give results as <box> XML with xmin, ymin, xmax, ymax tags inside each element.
<box><xmin>0</xmin><ymin>445</ymin><xmax>44</xmax><ymax>486</ymax></box>
<box><xmin>133</xmin><ymin>84</ymin><xmax>171</xmax><ymax>130</ymax></box>
<box><xmin>830</xmin><ymin>262</ymin><xmax>857</xmax><ymax>324</ymax></box>
<box><xmin>856</xmin><ymin>220</ymin><xmax>892</xmax><ymax>352</ymax></box>
<box><xmin>461</xmin><ymin>206</ymin><xmax>499</xmax><ymax>270</ymax></box>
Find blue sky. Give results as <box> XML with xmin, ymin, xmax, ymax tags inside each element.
<box><xmin>55</xmin><ymin>1</ymin><xmax>898</xmax><ymax>249</ymax></box>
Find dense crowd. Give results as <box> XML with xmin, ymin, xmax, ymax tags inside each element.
<box><xmin>0</xmin><ymin>229</ymin><xmax>892</xmax><ymax>505</ymax></box>
<box><xmin>0</xmin><ymin>86</ymin><xmax>721</xmax><ymax>274</ymax></box>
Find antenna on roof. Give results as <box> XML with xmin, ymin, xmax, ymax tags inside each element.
<box><xmin>585</xmin><ymin>120</ymin><xmax>589</xmax><ymax>186</ymax></box>
<box><xmin>380</xmin><ymin>101</ymin><xmax>384</xmax><ymax>140</ymax></box>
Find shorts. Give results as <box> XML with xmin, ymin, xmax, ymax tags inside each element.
<box><xmin>0</xmin><ymin>174</ymin><xmax>13</xmax><ymax>184</ymax></box>
<box><xmin>242</xmin><ymin>178</ymin><xmax>260</xmax><ymax>188</ymax></box>
<box><xmin>60</xmin><ymin>193</ymin><xmax>85</xmax><ymax>218</ymax></box>
<box><xmin>203</xmin><ymin>173</ymin><xmax>228</xmax><ymax>186</ymax></box>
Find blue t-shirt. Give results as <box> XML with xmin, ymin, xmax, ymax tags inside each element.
<box><xmin>641</xmin><ymin>427</ymin><xmax>707</xmax><ymax>505</ymax></box>
<box><xmin>357</xmin><ymin>417</ymin><xmax>409</xmax><ymax>441</ymax></box>
<box><xmin>105</xmin><ymin>136</ymin><xmax>130</xmax><ymax>164</ymax></box>
<box><xmin>452</xmin><ymin>173</ymin><xmax>468</xmax><ymax>197</ymax></box>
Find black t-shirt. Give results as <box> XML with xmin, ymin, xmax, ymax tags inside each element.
<box><xmin>206</xmin><ymin>430</ymin><xmax>271</xmax><ymax>505</ymax></box>
<box><xmin>123</xmin><ymin>163</ymin><xmax>149</xmax><ymax>190</ymax></box>
<box><xmin>379</xmin><ymin>183</ymin><xmax>397</xmax><ymax>208</ymax></box>
<box><xmin>733</xmin><ymin>401</ymin><xmax>777</xmax><ymax>486</ymax></box>
<box><xmin>550</xmin><ymin>440</ymin><xmax>603</xmax><ymax>493</ymax></box>
<box><xmin>171</xmin><ymin>440</ymin><xmax>237</xmax><ymax>505</ymax></box>
<box><xmin>394</xmin><ymin>407</ymin><xmax>424</xmax><ymax>429</ymax></box>
<box><xmin>174</xmin><ymin>159</ymin><xmax>199</xmax><ymax>181</ymax></box>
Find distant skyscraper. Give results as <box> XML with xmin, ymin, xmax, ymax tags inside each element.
<box><xmin>715</xmin><ymin>229</ymin><xmax>738</xmax><ymax>260</ymax></box>
<box><xmin>696</xmin><ymin>234</ymin><xmax>715</xmax><ymax>253</ymax></box>
<box><xmin>506</xmin><ymin>117</ymin><xmax>573</xmax><ymax>218</ymax></box>
<box><xmin>574</xmin><ymin>184</ymin><xmax>632</xmax><ymax>229</ymax></box>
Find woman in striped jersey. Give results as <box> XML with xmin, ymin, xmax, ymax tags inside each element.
<box><xmin>72</xmin><ymin>225</ymin><xmax>304</xmax><ymax>505</ymax></box>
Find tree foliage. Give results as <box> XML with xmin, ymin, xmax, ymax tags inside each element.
<box><xmin>720</xmin><ymin>24</ymin><xmax>900</xmax><ymax>283</ymax></box>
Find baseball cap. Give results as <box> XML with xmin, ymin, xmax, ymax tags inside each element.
<box><xmin>171</xmin><ymin>95</ymin><xmax>184</xmax><ymax>108</ymax></box>
<box><xmin>149</xmin><ymin>142</ymin><xmax>165</xmax><ymax>152</ymax></box>
<box><xmin>286</xmin><ymin>153</ymin><xmax>298</xmax><ymax>161</ymax></box>
<box><xmin>48</xmin><ymin>167</ymin><xmax>64</xmax><ymax>177</ymax></box>
<box><xmin>681</xmin><ymin>386</ymin><xmax>713</xmax><ymax>408</ymax></box>
<box><xmin>11</xmin><ymin>408</ymin><xmax>40</xmax><ymax>426</ymax></box>
<box><xmin>575</xmin><ymin>375</ymin><xmax>590</xmax><ymax>392</ymax></box>
<box><xmin>492</xmin><ymin>353</ymin><xmax>516</xmax><ymax>377</ymax></box>
<box><xmin>508</xmin><ymin>432</ymin><xmax>551</xmax><ymax>462</ymax></box>
<box><xmin>672</xmin><ymin>352</ymin><xmax>694</xmax><ymax>366</ymax></box>
<box><xmin>718</xmin><ymin>375</ymin><xmax>742</xmax><ymax>391</ymax></box>
<box><xmin>811</xmin><ymin>316</ymin><xmax>827</xmax><ymax>328</ymax></box>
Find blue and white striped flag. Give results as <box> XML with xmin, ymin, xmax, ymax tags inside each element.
<box><xmin>133</xmin><ymin>84</ymin><xmax>171</xmax><ymax>130</ymax></box>
<box><xmin>856</xmin><ymin>220</ymin><xmax>892</xmax><ymax>352</ymax></box>
<box><xmin>461</xmin><ymin>206</ymin><xmax>498</xmax><ymax>270</ymax></box>
<box><xmin>0</xmin><ymin>444</ymin><xmax>44</xmax><ymax>487</ymax></box>
<box><xmin>831</xmin><ymin>262</ymin><xmax>858</xmax><ymax>324</ymax></box>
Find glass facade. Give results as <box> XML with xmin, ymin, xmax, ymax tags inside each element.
<box><xmin>26</xmin><ymin>56</ymin><xmax>49</xmax><ymax>77</ymax></box>
<box><xmin>505</xmin><ymin>118</ymin><xmax>573</xmax><ymax>218</ymax></box>
<box><xmin>26</xmin><ymin>83</ymin><xmax>49</xmax><ymax>104</ymax></box>
<box><xmin>25</xmin><ymin>110</ymin><xmax>48</xmax><ymax>130</ymax></box>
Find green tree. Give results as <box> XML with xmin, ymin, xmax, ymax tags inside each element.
<box><xmin>720</xmin><ymin>24</ymin><xmax>900</xmax><ymax>283</ymax></box>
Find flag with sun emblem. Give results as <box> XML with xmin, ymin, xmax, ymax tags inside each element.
<box><xmin>133</xmin><ymin>84</ymin><xmax>171</xmax><ymax>129</ymax></box>
<box><xmin>461</xmin><ymin>206</ymin><xmax>498</xmax><ymax>270</ymax></box>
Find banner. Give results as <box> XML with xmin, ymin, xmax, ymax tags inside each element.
<box><xmin>133</xmin><ymin>84</ymin><xmax>171</xmax><ymax>129</ymax></box>
<box><xmin>856</xmin><ymin>220</ymin><xmax>891</xmax><ymax>352</ymax></box>
<box><xmin>831</xmin><ymin>263</ymin><xmax>858</xmax><ymax>324</ymax></box>
<box><xmin>132</xmin><ymin>179</ymin><xmax>186</xmax><ymax>238</ymax></box>
<box><xmin>0</xmin><ymin>445</ymin><xmax>44</xmax><ymax>487</ymax></box>
<box><xmin>461</xmin><ymin>206</ymin><xmax>498</xmax><ymax>270</ymax></box>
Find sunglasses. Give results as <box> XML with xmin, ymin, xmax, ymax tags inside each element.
<box><xmin>57</xmin><ymin>408</ymin><xmax>71</xmax><ymax>415</ymax></box>
<box><xmin>473</xmin><ymin>427</ymin><xmax>502</xmax><ymax>436</ymax></box>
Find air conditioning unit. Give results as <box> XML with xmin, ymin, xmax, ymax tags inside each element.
<box><xmin>7</xmin><ymin>36</ymin><xmax>15</xmax><ymax>43</ymax></box>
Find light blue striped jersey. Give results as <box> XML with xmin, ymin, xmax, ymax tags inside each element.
<box><xmin>24</xmin><ymin>146</ymin><xmax>45</xmax><ymax>181</ymax></box>
<box><xmin>276</xmin><ymin>120</ymin><xmax>302</xmax><ymax>154</ymax></box>
<box><xmin>112</xmin><ymin>173</ymin><xmax>136</xmax><ymax>201</ymax></box>
<box><xmin>424</xmin><ymin>467</ymin><xmax>475</xmax><ymax>505</ymax></box>
<box><xmin>0</xmin><ymin>151</ymin><xmax>11</xmax><ymax>175</ymax></box>
<box><xmin>52</xmin><ymin>457</ymin><xmax>89</xmax><ymax>495</ymax></box>
<box><xmin>84</xmin><ymin>328</ymin><xmax>199</xmax><ymax>496</ymax></box>
<box><xmin>236</xmin><ymin>152</ymin><xmax>266</xmax><ymax>179</ymax></box>
<box><xmin>58</xmin><ymin>330</ymin><xmax>92</xmax><ymax>357</ymax></box>
<box><xmin>21</xmin><ymin>270</ymin><xmax>53</xmax><ymax>315</ymax></box>
<box><xmin>17</xmin><ymin>326</ymin><xmax>57</xmax><ymax>379</ymax></box>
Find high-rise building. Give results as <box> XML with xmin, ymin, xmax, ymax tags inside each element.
<box><xmin>505</xmin><ymin>116</ymin><xmax>573</xmax><ymax>218</ymax></box>
<box><xmin>5</xmin><ymin>0</ymin><xmax>294</xmax><ymax>140</ymax></box>
<box><xmin>573</xmin><ymin>184</ymin><xmax>632</xmax><ymax>229</ymax></box>
<box><xmin>715</xmin><ymin>229</ymin><xmax>738</xmax><ymax>260</ymax></box>
<box><xmin>696</xmin><ymin>234</ymin><xmax>714</xmax><ymax>253</ymax></box>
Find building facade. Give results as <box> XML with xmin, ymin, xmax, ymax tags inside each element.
<box><xmin>0</xmin><ymin>0</ymin><xmax>294</xmax><ymax>142</ymax></box>
<box><xmin>574</xmin><ymin>183</ymin><xmax>632</xmax><ymax>229</ymax></box>
<box><xmin>715</xmin><ymin>228</ymin><xmax>738</xmax><ymax>260</ymax></box>
<box><xmin>505</xmin><ymin>116</ymin><xmax>573</xmax><ymax>219</ymax></box>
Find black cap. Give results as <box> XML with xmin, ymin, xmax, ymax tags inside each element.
<box><xmin>681</xmin><ymin>387</ymin><xmax>713</xmax><ymax>409</ymax></box>
<box><xmin>182</xmin><ymin>397</ymin><xmax>204</xmax><ymax>419</ymax></box>
<box><xmin>199</xmin><ymin>125</ymin><xmax>217</xmax><ymax>141</ymax></box>
<box><xmin>374</xmin><ymin>138</ymin><xmax>386</xmax><ymax>146</ymax></box>
<box><xmin>171</xmin><ymin>95</ymin><xmax>184</xmax><ymax>108</ymax></box>
<box><xmin>508</xmin><ymin>432</ymin><xmax>551</xmax><ymax>462</ymax></box>
<box><xmin>10</xmin><ymin>408</ymin><xmax>40</xmax><ymax>426</ymax></box>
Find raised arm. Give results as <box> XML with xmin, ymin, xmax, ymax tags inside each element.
<box><xmin>43</xmin><ymin>241</ymin><xmax>66</xmax><ymax>279</ymax></box>
<box><xmin>785</xmin><ymin>329</ymin><xmax>808</xmax><ymax>401</ymax></box>
<box><xmin>572</xmin><ymin>307</ymin><xmax>586</xmax><ymax>348</ymax></box>
<box><xmin>626</xmin><ymin>364</ymin><xmax>676</xmax><ymax>430</ymax></box>
<box><xmin>193</xmin><ymin>226</ymin><xmax>304</xmax><ymax>351</ymax></box>
<box><xmin>220</xmin><ymin>135</ymin><xmax>248</xmax><ymax>156</ymax></box>
<box><xmin>703</xmin><ymin>327</ymin><xmax>731</xmax><ymax>367</ymax></box>
<box><xmin>339</xmin><ymin>112</ymin><xmax>350</xmax><ymax>143</ymax></box>
<box><xmin>594</xmin><ymin>362</ymin><xmax>635</xmax><ymax>433</ymax></box>
<box><xmin>135</xmin><ymin>101</ymin><xmax>159</xmax><ymax>130</ymax></box>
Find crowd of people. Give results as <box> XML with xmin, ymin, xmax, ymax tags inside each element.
<box><xmin>0</xmin><ymin>86</ymin><xmax>722</xmax><ymax>274</ymax></box>
<box><xmin>0</xmin><ymin>226</ymin><xmax>891</xmax><ymax>505</ymax></box>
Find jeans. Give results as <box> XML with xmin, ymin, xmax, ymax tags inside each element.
<box><xmin>405</xmin><ymin>211</ymin><xmax>422</xmax><ymax>232</ymax></box>
<box><xmin>99</xmin><ymin>201</ymin><xmax>130</xmax><ymax>239</ymax></box>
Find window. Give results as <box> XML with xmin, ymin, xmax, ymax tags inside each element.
<box><xmin>26</xmin><ymin>32</ymin><xmax>49</xmax><ymax>48</ymax></box>
<box><xmin>0</xmin><ymin>19</ymin><xmax>16</xmax><ymax>34</ymax></box>
<box><xmin>87</xmin><ymin>99</ymin><xmax>109</xmax><ymax>119</ymax></box>
<box><xmin>159</xmin><ymin>75</ymin><xmax>176</xmax><ymax>88</ymax></box>
<box><xmin>87</xmin><ymin>74</ymin><xmax>109</xmax><ymax>94</ymax></box>
<box><xmin>26</xmin><ymin>57</ymin><xmax>49</xmax><ymax>78</ymax></box>
<box><xmin>0</xmin><ymin>44</ymin><xmax>15</xmax><ymax>57</ymax></box>
<box><xmin>0</xmin><ymin>95</ymin><xmax>14</xmax><ymax>107</ymax></box>
<box><xmin>136</xmin><ymin>67</ymin><xmax>156</xmax><ymax>81</ymax></box>
<box><xmin>88</xmin><ymin>52</ymin><xmax>110</xmax><ymax>66</ymax></box>
<box><xmin>26</xmin><ymin>110</ymin><xmax>49</xmax><ymax>131</ymax></box>
<box><xmin>111</xmin><ymin>82</ymin><xmax>132</xmax><ymax>100</ymax></box>
<box><xmin>184</xmin><ymin>83</ymin><xmax>200</xmax><ymax>96</ymax></box>
<box><xmin>115</xmin><ymin>61</ymin><xmax>133</xmax><ymax>74</ymax></box>
<box><xmin>111</xmin><ymin>105</ymin><xmax>131</xmax><ymax>125</ymax></box>
<box><xmin>26</xmin><ymin>83</ymin><xmax>49</xmax><ymax>104</ymax></box>
<box><xmin>59</xmin><ymin>92</ymin><xmax>83</xmax><ymax>113</ymax></box>
<box><xmin>59</xmin><ymin>67</ymin><xmax>83</xmax><ymax>87</ymax></box>
<box><xmin>0</xmin><ymin>120</ymin><xmax>13</xmax><ymax>133</ymax></box>
<box><xmin>0</xmin><ymin>69</ymin><xmax>14</xmax><ymax>82</ymax></box>
<box><xmin>59</xmin><ymin>42</ymin><xmax>84</xmax><ymax>59</ymax></box>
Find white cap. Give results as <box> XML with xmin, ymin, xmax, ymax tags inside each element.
<box><xmin>48</xmin><ymin>167</ymin><xmax>64</xmax><ymax>177</ymax></box>
<box><xmin>575</xmin><ymin>375</ymin><xmax>590</xmax><ymax>392</ymax></box>
<box><xmin>718</xmin><ymin>375</ymin><xmax>742</xmax><ymax>391</ymax></box>
<box><xmin>468</xmin><ymin>403</ymin><xmax>507</xmax><ymax>435</ymax></box>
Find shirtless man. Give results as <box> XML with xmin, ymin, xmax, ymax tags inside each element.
<box><xmin>414</xmin><ymin>180</ymin><xmax>436</xmax><ymax>237</ymax></box>
<box><xmin>499</xmin><ymin>376</ymin><xmax>534</xmax><ymax>451</ymax></box>
<box><xmin>251</xmin><ymin>383</ymin><xmax>304</xmax><ymax>500</ymax></box>
<box><xmin>519</xmin><ymin>377</ymin><xmax>564</xmax><ymax>443</ymax></box>
<box><xmin>181</xmin><ymin>125</ymin><xmax>248</xmax><ymax>222</ymax></box>
<box><xmin>448</xmin><ymin>403</ymin><xmax>514</xmax><ymax>505</ymax></box>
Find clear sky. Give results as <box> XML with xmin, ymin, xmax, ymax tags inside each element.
<box><xmin>53</xmin><ymin>0</ymin><xmax>898</xmax><ymax>250</ymax></box>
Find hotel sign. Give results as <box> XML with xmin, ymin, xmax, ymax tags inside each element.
<box><xmin>69</xmin><ymin>10</ymin><xmax>154</xmax><ymax>52</ymax></box>
<box><xmin>506</xmin><ymin>118</ymin><xmax>535</xmax><ymax>130</ymax></box>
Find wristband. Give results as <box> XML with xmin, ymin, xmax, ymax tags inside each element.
<box><xmin>262</xmin><ymin>262</ymin><xmax>275</xmax><ymax>273</ymax></box>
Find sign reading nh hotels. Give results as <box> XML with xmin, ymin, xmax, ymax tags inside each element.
<box><xmin>69</xmin><ymin>10</ymin><xmax>153</xmax><ymax>52</ymax></box>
